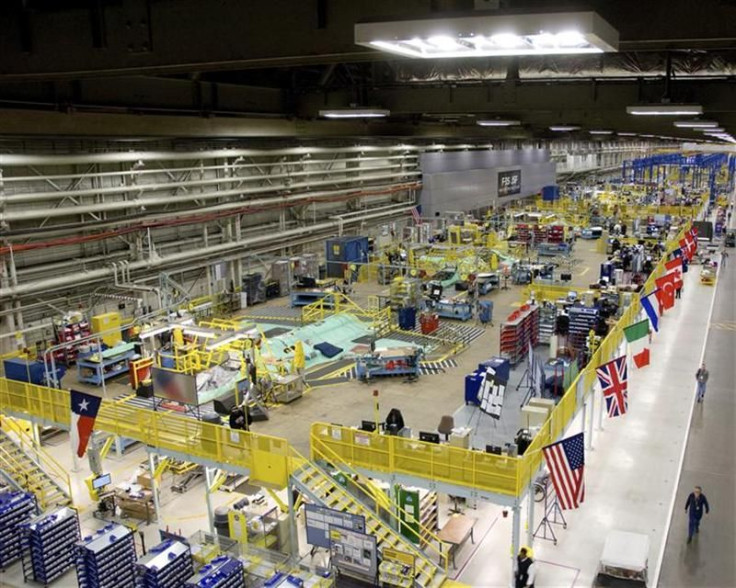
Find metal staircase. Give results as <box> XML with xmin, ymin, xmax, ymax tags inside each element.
<box><xmin>0</xmin><ymin>427</ymin><xmax>72</xmax><ymax>511</ymax></box>
<box><xmin>291</xmin><ymin>452</ymin><xmax>448</xmax><ymax>588</ymax></box>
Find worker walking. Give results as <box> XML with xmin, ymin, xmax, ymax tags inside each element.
<box><xmin>514</xmin><ymin>547</ymin><xmax>536</xmax><ymax>588</ymax></box>
<box><xmin>721</xmin><ymin>250</ymin><xmax>729</xmax><ymax>268</ymax></box>
<box><xmin>695</xmin><ymin>363</ymin><xmax>709</xmax><ymax>403</ymax></box>
<box><xmin>685</xmin><ymin>486</ymin><xmax>710</xmax><ymax>543</ymax></box>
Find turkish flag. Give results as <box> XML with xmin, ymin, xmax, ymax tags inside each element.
<box><xmin>665</xmin><ymin>257</ymin><xmax>683</xmax><ymax>289</ymax></box>
<box><xmin>655</xmin><ymin>273</ymin><xmax>677</xmax><ymax>310</ymax></box>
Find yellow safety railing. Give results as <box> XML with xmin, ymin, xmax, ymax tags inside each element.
<box><xmin>0</xmin><ymin>419</ymin><xmax>73</xmax><ymax>509</ymax></box>
<box><xmin>310</xmin><ymin>422</ymin><xmax>519</xmax><ymax>496</ymax></box>
<box><xmin>0</xmin><ymin>378</ymin><xmax>292</xmax><ymax>490</ymax></box>
<box><xmin>309</xmin><ymin>432</ymin><xmax>449</xmax><ymax>575</ymax></box>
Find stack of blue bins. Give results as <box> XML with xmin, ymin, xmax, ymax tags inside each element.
<box><xmin>0</xmin><ymin>491</ymin><xmax>36</xmax><ymax>569</ymax></box>
<box><xmin>184</xmin><ymin>555</ymin><xmax>244</xmax><ymax>588</ymax></box>
<box><xmin>75</xmin><ymin>523</ymin><xmax>136</xmax><ymax>588</ymax></box>
<box><xmin>134</xmin><ymin>539</ymin><xmax>193</xmax><ymax>588</ymax></box>
<box><xmin>20</xmin><ymin>506</ymin><xmax>80</xmax><ymax>585</ymax></box>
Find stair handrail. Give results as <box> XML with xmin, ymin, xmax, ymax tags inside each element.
<box><xmin>0</xmin><ymin>423</ymin><xmax>72</xmax><ymax>505</ymax></box>
<box><xmin>0</xmin><ymin>442</ymin><xmax>55</xmax><ymax>509</ymax></box>
<box><xmin>309</xmin><ymin>431</ymin><xmax>449</xmax><ymax>574</ymax></box>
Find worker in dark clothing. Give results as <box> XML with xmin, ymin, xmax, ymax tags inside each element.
<box><xmin>229</xmin><ymin>405</ymin><xmax>248</xmax><ymax>430</ymax></box>
<box><xmin>245</xmin><ymin>356</ymin><xmax>257</xmax><ymax>386</ymax></box>
<box><xmin>685</xmin><ymin>486</ymin><xmax>710</xmax><ymax>543</ymax></box>
<box><xmin>514</xmin><ymin>547</ymin><xmax>536</xmax><ymax>588</ymax></box>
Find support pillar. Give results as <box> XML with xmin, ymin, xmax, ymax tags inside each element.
<box><xmin>510</xmin><ymin>504</ymin><xmax>521</xmax><ymax>588</ymax></box>
<box><xmin>597</xmin><ymin>385</ymin><xmax>604</xmax><ymax>431</ymax></box>
<box><xmin>526</xmin><ymin>485</ymin><xmax>535</xmax><ymax>547</ymax></box>
<box><xmin>287</xmin><ymin>482</ymin><xmax>300</xmax><ymax>557</ymax></box>
<box><xmin>148</xmin><ymin>451</ymin><xmax>162</xmax><ymax>527</ymax></box>
<box><xmin>587</xmin><ymin>393</ymin><xmax>595</xmax><ymax>449</ymax></box>
<box><xmin>204</xmin><ymin>466</ymin><xmax>216</xmax><ymax>533</ymax></box>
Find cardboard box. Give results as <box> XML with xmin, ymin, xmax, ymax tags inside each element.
<box><xmin>137</xmin><ymin>473</ymin><xmax>153</xmax><ymax>489</ymax></box>
<box><xmin>528</xmin><ymin>398</ymin><xmax>556</xmax><ymax>411</ymax></box>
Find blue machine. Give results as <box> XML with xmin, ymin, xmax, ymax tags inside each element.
<box><xmin>541</xmin><ymin>185</ymin><xmax>560</xmax><ymax>201</ymax></box>
<box><xmin>325</xmin><ymin>236</ymin><xmax>369</xmax><ymax>278</ymax></box>
<box><xmin>477</xmin><ymin>301</ymin><xmax>493</xmax><ymax>326</ymax></box>
<box><xmin>398</xmin><ymin>307</ymin><xmax>417</xmax><ymax>330</ymax></box>
<box><xmin>4</xmin><ymin>358</ymin><xmax>65</xmax><ymax>387</ymax></box>
<box><xmin>465</xmin><ymin>357</ymin><xmax>510</xmax><ymax>404</ymax></box>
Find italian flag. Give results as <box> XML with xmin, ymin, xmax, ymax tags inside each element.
<box><xmin>624</xmin><ymin>319</ymin><xmax>650</xmax><ymax>368</ymax></box>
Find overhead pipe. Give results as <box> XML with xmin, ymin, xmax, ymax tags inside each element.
<box><xmin>2</xmin><ymin>154</ymin><xmax>417</xmax><ymax>184</ymax></box>
<box><xmin>1</xmin><ymin>171</ymin><xmax>420</xmax><ymax>222</ymax></box>
<box><xmin>0</xmin><ymin>203</ymin><xmax>415</xmax><ymax>299</ymax></box>
<box><xmin>0</xmin><ymin>145</ymin><xmax>421</xmax><ymax>167</ymax></box>
<box><xmin>3</xmin><ymin>162</ymin><xmax>414</xmax><ymax>204</ymax></box>
<box><xmin>1</xmin><ymin>182</ymin><xmax>420</xmax><ymax>253</ymax></box>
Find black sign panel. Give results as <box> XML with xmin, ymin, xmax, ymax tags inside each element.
<box><xmin>498</xmin><ymin>169</ymin><xmax>522</xmax><ymax>197</ymax></box>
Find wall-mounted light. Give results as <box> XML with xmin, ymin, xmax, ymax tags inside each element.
<box><xmin>320</xmin><ymin>108</ymin><xmax>390</xmax><ymax>119</ymax></box>
<box><xmin>626</xmin><ymin>104</ymin><xmax>703</xmax><ymax>116</ymax></box>
<box><xmin>355</xmin><ymin>11</ymin><xmax>618</xmax><ymax>59</ymax></box>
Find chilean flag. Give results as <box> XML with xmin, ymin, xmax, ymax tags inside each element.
<box><xmin>70</xmin><ymin>390</ymin><xmax>102</xmax><ymax>458</ymax></box>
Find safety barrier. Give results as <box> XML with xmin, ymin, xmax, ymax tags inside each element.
<box><xmin>0</xmin><ymin>378</ymin><xmax>292</xmax><ymax>490</ymax></box>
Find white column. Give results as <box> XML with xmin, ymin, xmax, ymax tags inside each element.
<box><xmin>526</xmin><ymin>485</ymin><xmax>535</xmax><ymax>546</ymax></box>
<box><xmin>287</xmin><ymin>483</ymin><xmax>300</xmax><ymax>557</ymax></box>
<box><xmin>204</xmin><ymin>466</ymin><xmax>216</xmax><ymax>533</ymax></box>
<box><xmin>510</xmin><ymin>504</ymin><xmax>521</xmax><ymax>587</ymax></box>
<box><xmin>148</xmin><ymin>451</ymin><xmax>162</xmax><ymax>527</ymax></box>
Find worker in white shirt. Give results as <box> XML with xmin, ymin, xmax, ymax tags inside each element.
<box><xmin>515</xmin><ymin>547</ymin><xmax>536</xmax><ymax>588</ymax></box>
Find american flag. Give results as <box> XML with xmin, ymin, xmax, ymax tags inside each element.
<box><xmin>410</xmin><ymin>206</ymin><xmax>422</xmax><ymax>225</ymax></box>
<box><xmin>543</xmin><ymin>432</ymin><xmax>585</xmax><ymax>510</ymax></box>
<box><xmin>596</xmin><ymin>355</ymin><xmax>628</xmax><ymax>417</ymax></box>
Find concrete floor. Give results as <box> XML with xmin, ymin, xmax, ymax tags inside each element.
<box><xmin>658</xmin><ymin>216</ymin><xmax>736</xmax><ymax>588</ymax></box>
<box><xmin>1</xmin><ymin>239</ymin><xmax>611</xmax><ymax>588</ymax></box>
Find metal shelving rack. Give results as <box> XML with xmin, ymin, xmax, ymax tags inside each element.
<box><xmin>0</xmin><ymin>491</ymin><xmax>36</xmax><ymax>570</ymax></box>
<box><xmin>184</xmin><ymin>555</ymin><xmax>244</xmax><ymax>588</ymax></box>
<box><xmin>538</xmin><ymin>304</ymin><xmax>557</xmax><ymax>345</ymax></box>
<box><xmin>19</xmin><ymin>506</ymin><xmax>80</xmax><ymax>586</ymax></box>
<box><xmin>75</xmin><ymin>523</ymin><xmax>136</xmax><ymax>588</ymax></box>
<box><xmin>134</xmin><ymin>539</ymin><xmax>193</xmax><ymax>588</ymax></box>
<box><xmin>568</xmin><ymin>306</ymin><xmax>600</xmax><ymax>350</ymax></box>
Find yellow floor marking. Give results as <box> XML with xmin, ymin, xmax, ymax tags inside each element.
<box><xmin>510</xmin><ymin>301</ymin><xmax>522</xmax><ymax>308</ymax></box>
<box><xmin>578</xmin><ymin>267</ymin><xmax>590</xmax><ymax>277</ymax></box>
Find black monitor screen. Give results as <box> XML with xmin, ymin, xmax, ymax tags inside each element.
<box><xmin>486</xmin><ymin>445</ymin><xmax>503</xmax><ymax>455</ymax></box>
<box><xmin>360</xmin><ymin>420</ymin><xmax>377</xmax><ymax>432</ymax></box>
<box><xmin>419</xmin><ymin>431</ymin><xmax>440</xmax><ymax>444</ymax></box>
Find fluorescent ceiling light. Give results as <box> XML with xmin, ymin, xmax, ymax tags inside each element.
<box><xmin>550</xmin><ymin>125</ymin><xmax>580</xmax><ymax>132</ymax></box>
<box><xmin>673</xmin><ymin>120</ymin><xmax>718</xmax><ymax>128</ymax></box>
<box><xmin>626</xmin><ymin>104</ymin><xmax>702</xmax><ymax>116</ymax></box>
<box><xmin>476</xmin><ymin>119</ymin><xmax>521</xmax><ymax>127</ymax></box>
<box><xmin>355</xmin><ymin>11</ymin><xmax>618</xmax><ymax>58</ymax></box>
<box><xmin>698</xmin><ymin>127</ymin><xmax>724</xmax><ymax>133</ymax></box>
<box><xmin>618</xmin><ymin>132</ymin><xmax>637</xmax><ymax>136</ymax></box>
<box><xmin>589</xmin><ymin>129</ymin><xmax>613</xmax><ymax>135</ymax></box>
<box><xmin>320</xmin><ymin>108</ymin><xmax>390</xmax><ymax>119</ymax></box>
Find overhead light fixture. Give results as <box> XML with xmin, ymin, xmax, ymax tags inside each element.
<box><xmin>698</xmin><ymin>127</ymin><xmax>724</xmax><ymax>133</ymax></box>
<box><xmin>673</xmin><ymin>120</ymin><xmax>719</xmax><ymax>128</ymax></box>
<box><xmin>476</xmin><ymin>119</ymin><xmax>521</xmax><ymax>127</ymax></box>
<box><xmin>355</xmin><ymin>11</ymin><xmax>618</xmax><ymax>59</ymax></box>
<box><xmin>589</xmin><ymin>129</ymin><xmax>613</xmax><ymax>135</ymax></box>
<box><xmin>319</xmin><ymin>108</ymin><xmax>390</xmax><ymax>119</ymax></box>
<box><xmin>618</xmin><ymin>132</ymin><xmax>637</xmax><ymax>136</ymax></box>
<box><xmin>549</xmin><ymin>125</ymin><xmax>580</xmax><ymax>132</ymax></box>
<box><xmin>626</xmin><ymin>104</ymin><xmax>703</xmax><ymax>116</ymax></box>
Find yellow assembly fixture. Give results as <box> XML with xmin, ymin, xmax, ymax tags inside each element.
<box><xmin>91</xmin><ymin>312</ymin><xmax>122</xmax><ymax>346</ymax></box>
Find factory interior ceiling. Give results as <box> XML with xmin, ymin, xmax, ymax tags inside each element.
<box><xmin>0</xmin><ymin>0</ymin><xmax>735</xmax><ymax>140</ymax></box>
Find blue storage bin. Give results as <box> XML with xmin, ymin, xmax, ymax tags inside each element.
<box><xmin>398</xmin><ymin>307</ymin><xmax>417</xmax><ymax>330</ymax></box>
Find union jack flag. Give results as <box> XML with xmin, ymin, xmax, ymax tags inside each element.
<box><xmin>596</xmin><ymin>355</ymin><xmax>628</xmax><ymax>418</ymax></box>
